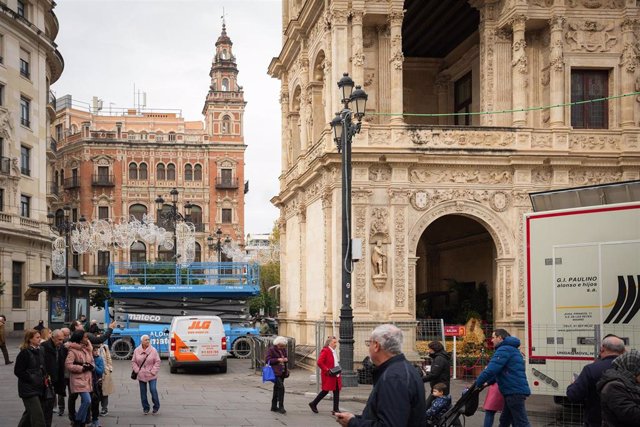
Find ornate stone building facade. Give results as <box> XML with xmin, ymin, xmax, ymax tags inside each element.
<box><xmin>269</xmin><ymin>0</ymin><xmax>640</xmax><ymax>355</ymax></box>
<box><xmin>0</xmin><ymin>0</ymin><xmax>63</xmax><ymax>332</ymax></box>
<box><xmin>50</xmin><ymin>25</ymin><xmax>247</xmax><ymax>279</ymax></box>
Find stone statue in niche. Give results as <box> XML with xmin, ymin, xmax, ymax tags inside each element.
<box><xmin>371</xmin><ymin>240</ymin><xmax>387</xmax><ymax>276</ymax></box>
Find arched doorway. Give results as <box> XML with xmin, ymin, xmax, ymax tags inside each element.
<box><xmin>415</xmin><ymin>214</ymin><xmax>496</xmax><ymax>324</ymax></box>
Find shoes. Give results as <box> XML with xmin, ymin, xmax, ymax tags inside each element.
<box><xmin>270</xmin><ymin>407</ymin><xmax>279</xmax><ymax>412</ymax></box>
<box><xmin>152</xmin><ymin>408</ymin><xmax>159</xmax><ymax>415</ymax></box>
<box><xmin>308</xmin><ymin>403</ymin><xmax>318</xmax><ymax>414</ymax></box>
<box><xmin>58</xmin><ymin>410</ymin><xmax>65</xmax><ymax>417</ymax></box>
<box><xmin>332</xmin><ymin>411</ymin><xmax>336</xmax><ymax>415</ymax></box>
<box><xmin>99</xmin><ymin>408</ymin><xmax>107</xmax><ymax>416</ymax></box>
<box><xmin>278</xmin><ymin>408</ymin><xmax>286</xmax><ymax>414</ymax></box>
<box><xmin>143</xmin><ymin>410</ymin><xmax>149</xmax><ymax>415</ymax></box>
<box><xmin>5</xmin><ymin>361</ymin><xmax>13</xmax><ymax>365</ymax></box>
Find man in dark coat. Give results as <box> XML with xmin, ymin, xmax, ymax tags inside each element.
<box><xmin>41</xmin><ymin>329</ymin><xmax>64</xmax><ymax>427</ymax></box>
<box><xmin>567</xmin><ymin>334</ymin><xmax>625</xmax><ymax>427</ymax></box>
<box><xmin>56</xmin><ymin>328</ymin><xmax>70</xmax><ymax>417</ymax></box>
<box><xmin>335</xmin><ymin>324</ymin><xmax>426</xmax><ymax>427</ymax></box>
<box><xmin>597</xmin><ymin>349</ymin><xmax>640</xmax><ymax>427</ymax></box>
<box><xmin>422</xmin><ymin>340</ymin><xmax>451</xmax><ymax>408</ymax></box>
<box><xmin>475</xmin><ymin>329</ymin><xmax>531</xmax><ymax>427</ymax></box>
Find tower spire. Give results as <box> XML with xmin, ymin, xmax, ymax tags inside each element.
<box><xmin>221</xmin><ymin>7</ymin><xmax>226</xmax><ymax>34</ymax></box>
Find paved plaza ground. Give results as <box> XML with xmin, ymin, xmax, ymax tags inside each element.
<box><xmin>1</xmin><ymin>339</ymin><xmax>582</xmax><ymax>426</ymax></box>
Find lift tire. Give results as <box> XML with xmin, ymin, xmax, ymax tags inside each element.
<box><xmin>231</xmin><ymin>336</ymin><xmax>253</xmax><ymax>359</ymax></box>
<box><xmin>111</xmin><ymin>338</ymin><xmax>134</xmax><ymax>360</ymax></box>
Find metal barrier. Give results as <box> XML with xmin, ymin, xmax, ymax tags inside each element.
<box><xmin>251</xmin><ymin>335</ymin><xmax>296</xmax><ymax>372</ymax></box>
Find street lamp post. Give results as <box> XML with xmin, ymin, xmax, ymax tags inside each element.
<box><xmin>155</xmin><ymin>188</ymin><xmax>192</xmax><ymax>261</ymax></box>
<box><xmin>47</xmin><ymin>205</ymin><xmax>86</xmax><ymax>323</ymax></box>
<box><xmin>207</xmin><ymin>227</ymin><xmax>231</xmax><ymax>262</ymax></box>
<box><xmin>330</xmin><ymin>73</ymin><xmax>368</xmax><ymax>388</ymax></box>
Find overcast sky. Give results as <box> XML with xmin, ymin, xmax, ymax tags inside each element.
<box><xmin>53</xmin><ymin>0</ymin><xmax>282</xmax><ymax>236</ymax></box>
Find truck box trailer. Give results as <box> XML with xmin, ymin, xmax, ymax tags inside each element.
<box><xmin>525</xmin><ymin>201</ymin><xmax>640</xmax><ymax>396</ymax></box>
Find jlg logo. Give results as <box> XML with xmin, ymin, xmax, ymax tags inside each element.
<box><xmin>188</xmin><ymin>320</ymin><xmax>211</xmax><ymax>330</ymax></box>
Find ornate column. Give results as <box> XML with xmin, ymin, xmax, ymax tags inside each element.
<box><xmin>331</xmin><ymin>8</ymin><xmax>350</xmax><ymax>113</ymax></box>
<box><xmin>434</xmin><ymin>75</ymin><xmax>450</xmax><ymax>125</ymax></box>
<box><xmin>298</xmin><ymin>57</ymin><xmax>311</xmax><ymax>151</ymax></box>
<box><xmin>377</xmin><ymin>24</ymin><xmax>391</xmax><ymax>124</ymax></box>
<box><xmin>495</xmin><ymin>29</ymin><xmax>512</xmax><ymax>127</ymax></box>
<box><xmin>477</xmin><ymin>3</ymin><xmax>497</xmax><ymax>126</ymax></box>
<box><xmin>280</xmin><ymin>89</ymin><xmax>290</xmax><ymax>171</ymax></box>
<box><xmin>620</xmin><ymin>18</ymin><xmax>638</xmax><ymax>128</ymax></box>
<box><xmin>351</xmin><ymin>10</ymin><xmax>365</xmax><ymax>88</ymax></box>
<box><xmin>278</xmin><ymin>217</ymin><xmax>287</xmax><ymax>318</ymax></box>
<box><xmin>352</xmin><ymin>189</ymin><xmax>372</xmax><ymax>312</ymax></box>
<box><xmin>511</xmin><ymin>15</ymin><xmax>528</xmax><ymax>127</ymax></box>
<box><xmin>549</xmin><ymin>16</ymin><xmax>566</xmax><ymax>128</ymax></box>
<box><xmin>321</xmin><ymin>190</ymin><xmax>333</xmax><ymax>316</ymax></box>
<box><xmin>388</xmin><ymin>11</ymin><xmax>404</xmax><ymax>124</ymax></box>
<box><xmin>298</xmin><ymin>205</ymin><xmax>307</xmax><ymax>317</ymax></box>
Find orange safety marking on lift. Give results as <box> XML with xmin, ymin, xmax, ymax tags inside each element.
<box><xmin>188</xmin><ymin>320</ymin><xmax>211</xmax><ymax>330</ymax></box>
<box><xmin>172</xmin><ymin>333</ymin><xmax>200</xmax><ymax>362</ymax></box>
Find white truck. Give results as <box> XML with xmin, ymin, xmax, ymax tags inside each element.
<box><xmin>525</xmin><ymin>201</ymin><xmax>640</xmax><ymax>397</ymax></box>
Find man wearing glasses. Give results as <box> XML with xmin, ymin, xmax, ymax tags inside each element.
<box><xmin>335</xmin><ymin>324</ymin><xmax>426</xmax><ymax>426</ymax></box>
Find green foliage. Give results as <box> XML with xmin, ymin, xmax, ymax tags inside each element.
<box><xmin>248</xmin><ymin>291</ymin><xmax>277</xmax><ymax>317</ymax></box>
<box><xmin>260</xmin><ymin>262</ymin><xmax>280</xmax><ymax>289</ymax></box>
<box><xmin>90</xmin><ymin>279</ymin><xmax>112</xmax><ymax>309</ymax></box>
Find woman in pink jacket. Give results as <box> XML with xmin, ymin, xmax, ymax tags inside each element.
<box><xmin>65</xmin><ymin>330</ymin><xmax>94</xmax><ymax>427</ymax></box>
<box><xmin>131</xmin><ymin>335</ymin><xmax>161</xmax><ymax>415</ymax></box>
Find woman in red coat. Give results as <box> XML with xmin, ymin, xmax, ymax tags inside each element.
<box><xmin>309</xmin><ymin>336</ymin><xmax>342</xmax><ymax>414</ymax></box>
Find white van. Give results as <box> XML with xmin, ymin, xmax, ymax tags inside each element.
<box><xmin>168</xmin><ymin>315</ymin><xmax>228</xmax><ymax>374</ymax></box>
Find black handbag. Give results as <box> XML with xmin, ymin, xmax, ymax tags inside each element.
<box><xmin>131</xmin><ymin>353</ymin><xmax>150</xmax><ymax>380</ymax></box>
<box><xmin>328</xmin><ymin>365</ymin><xmax>342</xmax><ymax>376</ymax></box>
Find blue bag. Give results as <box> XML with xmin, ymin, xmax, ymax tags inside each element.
<box><xmin>262</xmin><ymin>364</ymin><xmax>276</xmax><ymax>383</ymax></box>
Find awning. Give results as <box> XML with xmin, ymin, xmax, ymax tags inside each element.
<box><xmin>26</xmin><ymin>277</ymin><xmax>106</xmax><ymax>302</ymax></box>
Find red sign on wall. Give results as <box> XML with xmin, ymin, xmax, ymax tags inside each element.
<box><xmin>444</xmin><ymin>325</ymin><xmax>466</xmax><ymax>337</ymax></box>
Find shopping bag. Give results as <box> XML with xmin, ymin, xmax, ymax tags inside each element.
<box><xmin>262</xmin><ymin>364</ymin><xmax>276</xmax><ymax>383</ymax></box>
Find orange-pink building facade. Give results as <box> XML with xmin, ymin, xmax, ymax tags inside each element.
<box><xmin>49</xmin><ymin>25</ymin><xmax>247</xmax><ymax>277</ymax></box>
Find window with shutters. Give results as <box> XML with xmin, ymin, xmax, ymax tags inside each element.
<box><xmin>571</xmin><ymin>69</ymin><xmax>608</xmax><ymax>129</ymax></box>
<box><xmin>454</xmin><ymin>72</ymin><xmax>472</xmax><ymax>126</ymax></box>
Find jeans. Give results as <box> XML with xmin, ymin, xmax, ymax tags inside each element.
<box><xmin>484</xmin><ymin>410</ymin><xmax>497</xmax><ymax>427</ymax></box>
<box><xmin>18</xmin><ymin>395</ymin><xmax>46</xmax><ymax>427</ymax></box>
<box><xmin>76</xmin><ymin>392</ymin><xmax>91</xmax><ymax>423</ymax></box>
<box><xmin>499</xmin><ymin>394</ymin><xmax>531</xmax><ymax>427</ymax></box>
<box><xmin>139</xmin><ymin>379</ymin><xmax>160</xmax><ymax>412</ymax></box>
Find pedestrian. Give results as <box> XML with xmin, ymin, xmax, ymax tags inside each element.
<box><xmin>0</xmin><ymin>314</ymin><xmax>13</xmax><ymax>365</ymax></box>
<box><xmin>266</xmin><ymin>336</ymin><xmax>289</xmax><ymax>414</ymax></box>
<box><xmin>65</xmin><ymin>330</ymin><xmax>94</xmax><ymax>427</ymax></box>
<box><xmin>14</xmin><ymin>329</ymin><xmax>46</xmax><ymax>427</ymax></box>
<box><xmin>597</xmin><ymin>348</ymin><xmax>640</xmax><ymax>427</ymax></box>
<box><xmin>39</xmin><ymin>328</ymin><xmax>50</xmax><ymax>344</ymax></box>
<box><xmin>99</xmin><ymin>343</ymin><xmax>114</xmax><ymax>416</ymax></box>
<box><xmin>335</xmin><ymin>324</ymin><xmax>426</xmax><ymax>427</ymax></box>
<box><xmin>88</xmin><ymin>320</ymin><xmax>100</xmax><ymax>335</ymax></box>
<box><xmin>41</xmin><ymin>329</ymin><xmax>65</xmax><ymax>427</ymax></box>
<box><xmin>422</xmin><ymin>340</ymin><xmax>451</xmax><ymax>409</ymax></box>
<box><xmin>34</xmin><ymin>320</ymin><xmax>46</xmax><ymax>333</ymax></box>
<box><xmin>482</xmin><ymin>383</ymin><xmax>504</xmax><ymax>427</ymax></box>
<box><xmin>567</xmin><ymin>334</ymin><xmax>625</xmax><ymax>426</ymax></box>
<box><xmin>474</xmin><ymin>329</ymin><xmax>531</xmax><ymax>427</ymax></box>
<box><xmin>309</xmin><ymin>336</ymin><xmax>342</xmax><ymax>414</ymax></box>
<box><xmin>425</xmin><ymin>383</ymin><xmax>451</xmax><ymax>425</ymax></box>
<box><xmin>89</xmin><ymin>345</ymin><xmax>105</xmax><ymax>427</ymax></box>
<box><xmin>56</xmin><ymin>327</ymin><xmax>70</xmax><ymax>417</ymax></box>
<box><xmin>131</xmin><ymin>335</ymin><xmax>161</xmax><ymax>415</ymax></box>
<box><xmin>70</xmin><ymin>319</ymin><xmax>116</xmax><ymax>346</ymax></box>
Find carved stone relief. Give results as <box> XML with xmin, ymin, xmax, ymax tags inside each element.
<box><xmin>407</xmin><ymin>129</ymin><xmax>516</xmax><ymax>148</ymax></box>
<box><xmin>565</xmin><ymin>21</ymin><xmax>617</xmax><ymax>52</ymax></box>
<box><xmin>567</xmin><ymin>0</ymin><xmax>624</xmax><ymax>8</ymax></box>
<box><xmin>370</xmin><ymin>207</ymin><xmax>389</xmax><ymax>241</ymax></box>
<box><xmin>369</xmin><ymin>130</ymin><xmax>391</xmax><ymax>146</ymax></box>
<box><xmin>409</xmin><ymin>167</ymin><xmax>512</xmax><ymax>184</ymax></box>
<box><xmin>490</xmin><ymin>191</ymin><xmax>511</xmax><ymax>212</ymax></box>
<box><xmin>393</xmin><ymin>208</ymin><xmax>406</xmax><ymax>308</ymax></box>
<box><xmin>355</xmin><ymin>206</ymin><xmax>368</xmax><ymax>306</ymax></box>
<box><xmin>569</xmin><ymin>134</ymin><xmax>620</xmax><ymax>151</ymax></box>
<box><xmin>369</xmin><ymin>166</ymin><xmax>391</xmax><ymax>182</ymax></box>
<box><xmin>569</xmin><ymin>169</ymin><xmax>623</xmax><ymax>185</ymax></box>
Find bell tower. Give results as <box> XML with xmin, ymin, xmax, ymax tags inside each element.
<box><xmin>203</xmin><ymin>21</ymin><xmax>246</xmax><ymax>139</ymax></box>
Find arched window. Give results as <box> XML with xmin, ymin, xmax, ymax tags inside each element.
<box><xmin>190</xmin><ymin>205</ymin><xmax>202</xmax><ymax>227</ymax></box>
<box><xmin>222</xmin><ymin>115</ymin><xmax>231</xmax><ymax>134</ymax></box>
<box><xmin>130</xmin><ymin>241</ymin><xmax>146</xmax><ymax>264</ymax></box>
<box><xmin>222</xmin><ymin>78</ymin><xmax>229</xmax><ymax>91</ymax></box>
<box><xmin>194</xmin><ymin>164</ymin><xmax>202</xmax><ymax>181</ymax></box>
<box><xmin>128</xmin><ymin>162</ymin><xmax>138</xmax><ymax>180</ymax></box>
<box><xmin>195</xmin><ymin>242</ymin><xmax>202</xmax><ymax>263</ymax></box>
<box><xmin>60</xmin><ymin>169</ymin><xmax>65</xmax><ymax>184</ymax></box>
<box><xmin>157</xmin><ymin>245</ymin><xmax>173</xmax><ymax>262</ymax></box>
<box><xmin>156</xmin><ymin>163</ymin><xmax>165</xmax><ymax>180</ymax></box>
<box><xmin>54</xmin><ymin>170</ymin><xmax>59</xmax><ymax>186</ymax></box>
<box><xmin>184</xmin><ymin>164</ymin><xmax>193</xmax><ymax>181</ymax></box>
<box><xmin>128</xmin><ymin>204</ymin><xmax>147</xmax><ymax>222</ymax></box>
<box><xmin>55</xmin><ymin>209</ymin><xmax>64</xmax><ymax>229</ymax></box>
<box><xmin>139</xmin><ymin>163</ymin><xmax>148</xmax><ymax>180</ymax></box>
<box><xmin>167</xmin><ymin>163</ymin><xmax>176</xmax><ymax>180</ymax></box>
<box><xmin>212</xmin><ymin>80</ymin><xmax>217</xmax><ymax>91</ymax></box>
<box><xmin>222</xmin><ymin>49</ymin><xmax>228</xmax><ymax>59</ymax></box>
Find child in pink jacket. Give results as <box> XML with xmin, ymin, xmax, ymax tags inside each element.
<box><xmin>131</xmin><ymin>335</ymin><xmax>161</xmax><ymax>415</ymax></box>
<box><xmin>65</xmin><ymin>330</ymin><xmax>94</xmax><ymax>427</ymax></box>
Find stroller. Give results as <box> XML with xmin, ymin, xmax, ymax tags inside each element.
<box><xmin>427</xmin><ymin>383</ymin><xmax>486</xmax><ymax>427</ymax></box>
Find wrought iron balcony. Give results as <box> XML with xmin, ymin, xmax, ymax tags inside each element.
<box><xmin>48</xmin><ymin>181</ymin><xmax>59</xmax><ymax>196</ymax></box>
<box><xmin>92</xmin><ymin>174</ymin><xmax>115</xmax><ymax>186</ymax></box>
<box><xmin>215</xmin><ymin>177</ymin><xmax>238</xmax><ymax>189</ymax></box>
<box><xmin>63</xmin><ymin>177</ymin><xmax>80</xmax><ymax>189</ymax></box>
<box><xmin>0</xmin><ymin>156</ymin><xmax>10</xmax><ymax>175</ymax></box>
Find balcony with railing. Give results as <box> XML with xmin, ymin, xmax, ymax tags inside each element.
<box><xmin>63</xmin><ymin>177</ymin><xmax>80</xmax><ymax>189</ymax></box>
<box><xmin>48</xmin><ymin>181</ymin><xmax>59</xmax><ymax>196</ymax></box>
<box><xmin>92</xmin><ymin>174</ymin><xmax>115</xmax><ymax>186</ymax></box>
<box><xmin>215</xmin><ymin>177</ymin><xmax>239</xmax><ymax>189</ymax></box>
<box><xmin>192</xmin><ymin>223</ymin><xmax>205</xmax><ymax>232</ymax></box>
<box><xmin>48</xmin><ymin>137</ymin><xmax>57</xmax><ymax>153</ymax></box>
